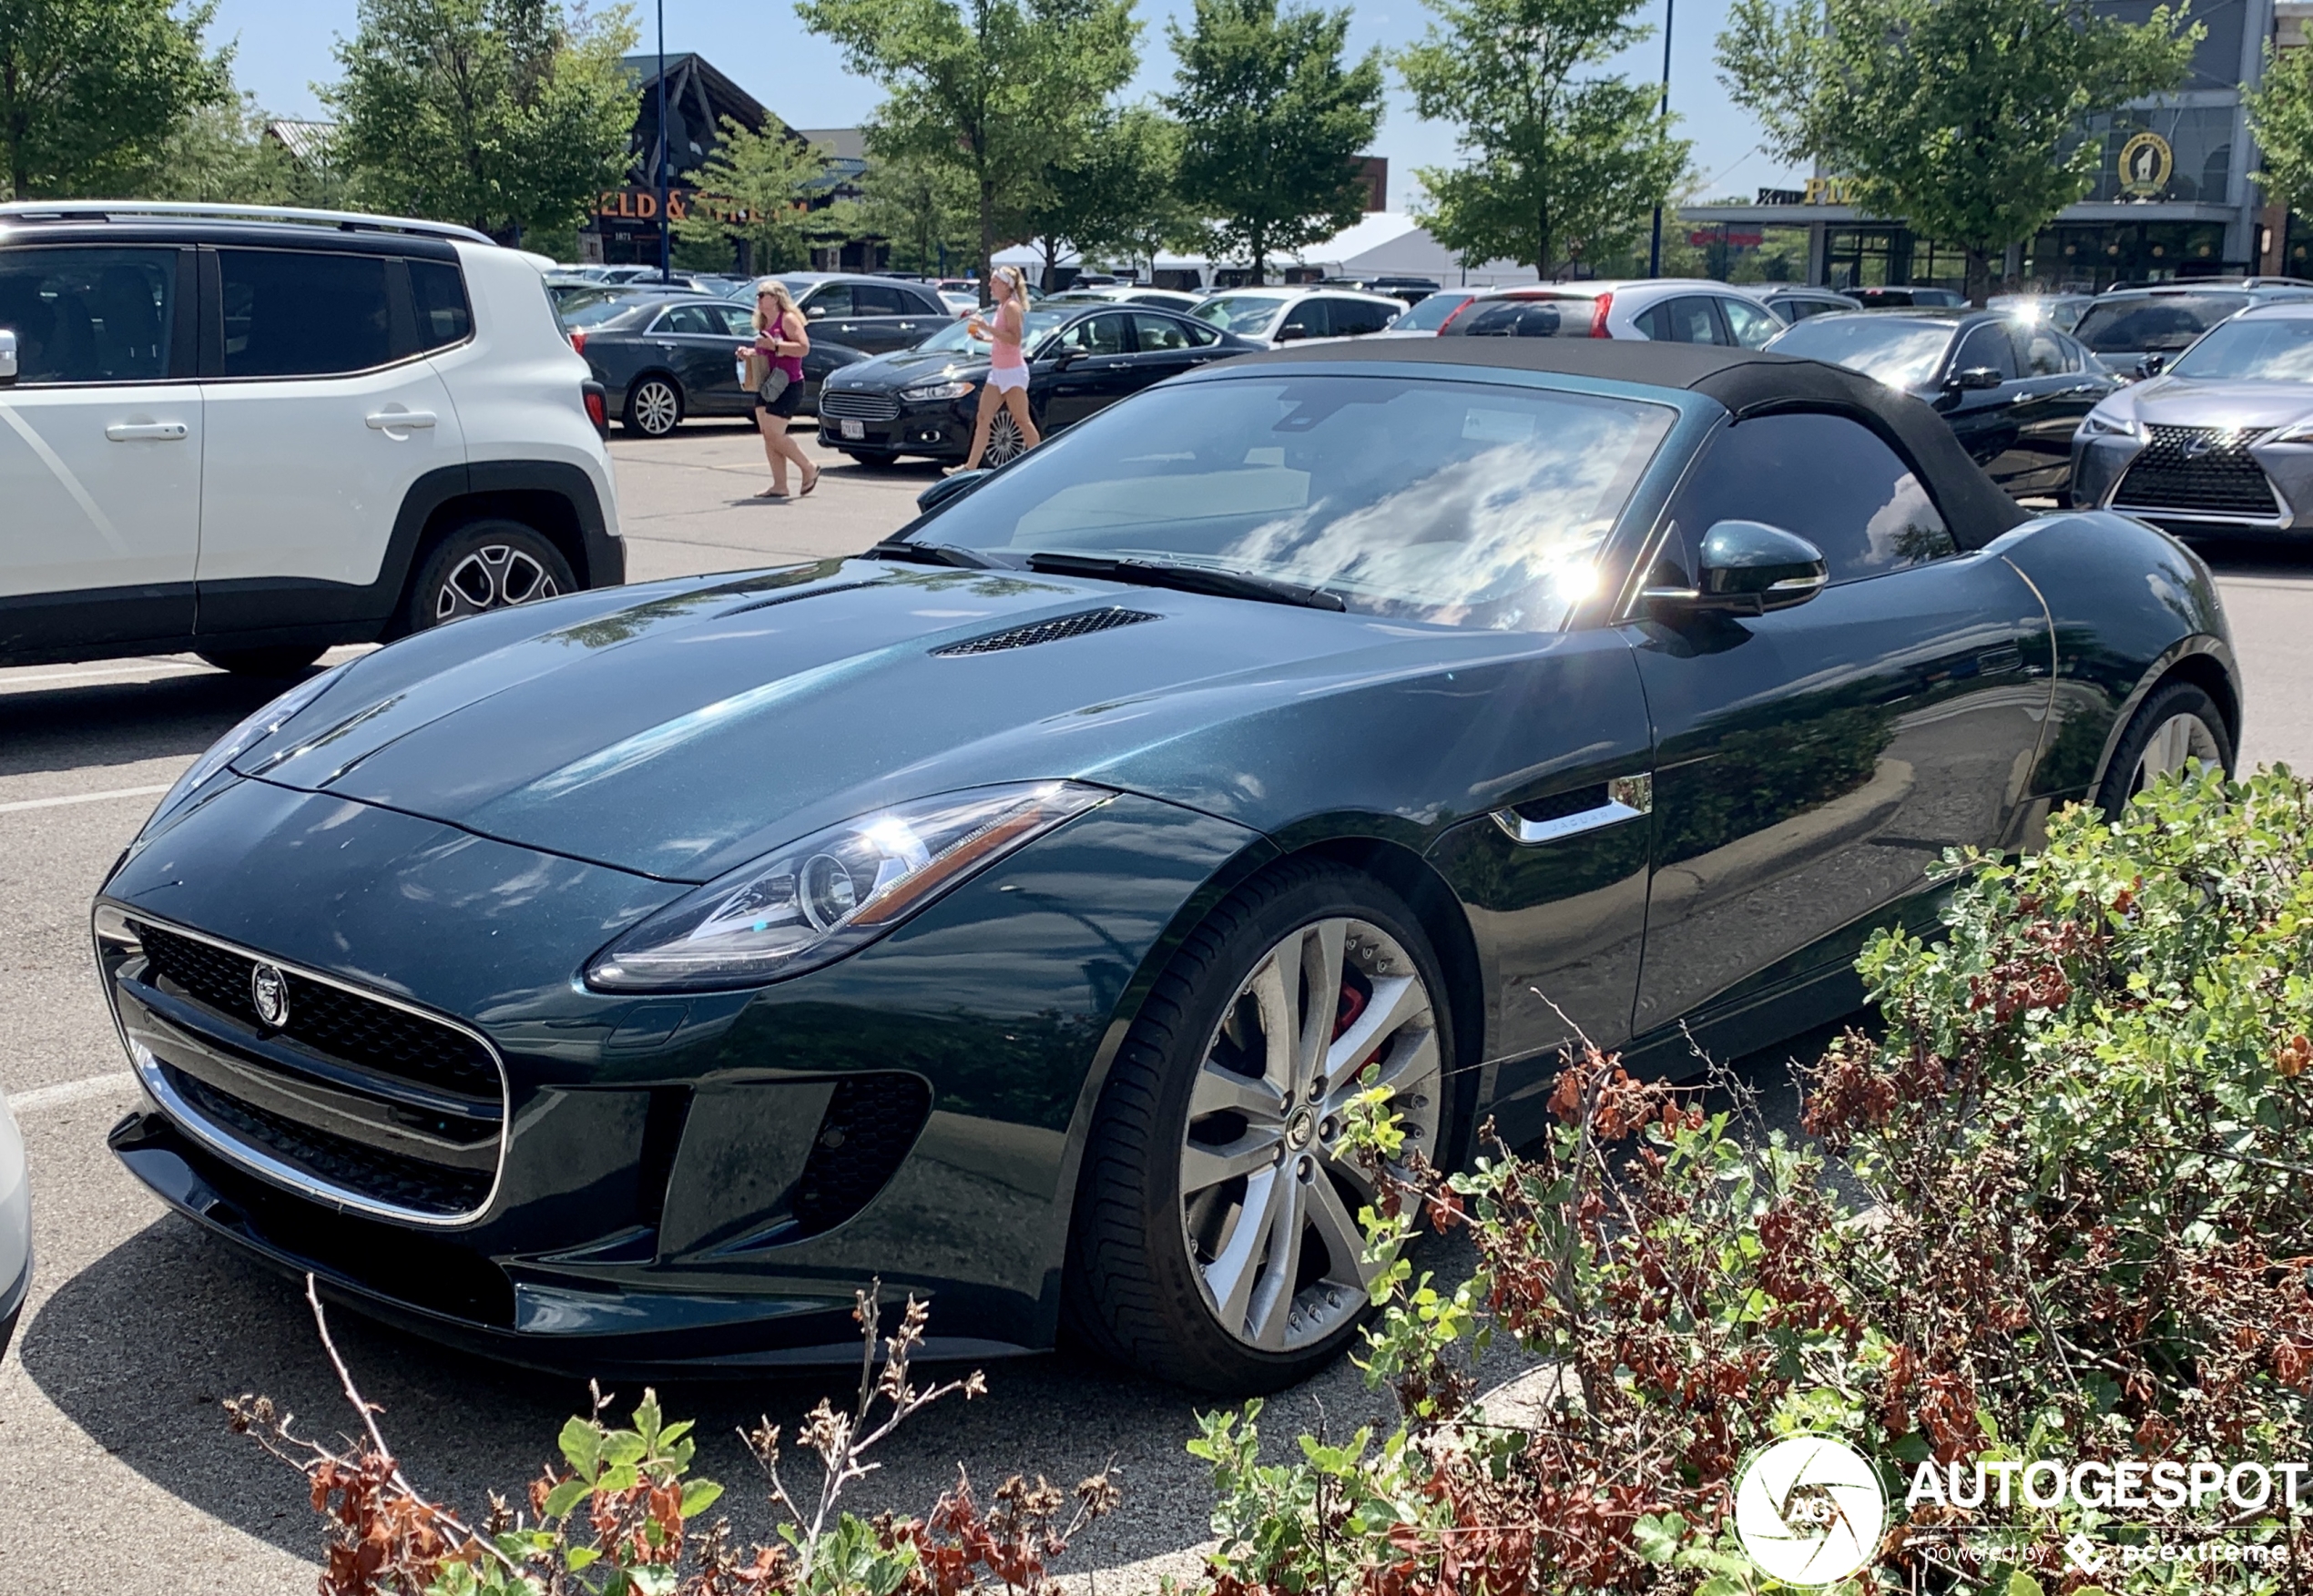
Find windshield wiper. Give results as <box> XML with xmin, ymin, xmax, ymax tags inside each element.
<box><xmin>1024</xmin><ymin>551</ymin><xmax>1347</xmax><ymax>612</ymax></box>
<box><xmin>866</xmin><ymin>539</ymin><xmax>993</xmax><ymax>568</ymax></box>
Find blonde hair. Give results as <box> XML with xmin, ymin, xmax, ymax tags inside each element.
<box><xmin>991</xmin><ymin>265</ymin><xmax>1027</xmax><ymax>304</ymax></box>
<box><xmin>752</xmin><ymin>278</ymin><xmax>800</xmax><ymax>333</ymax></box>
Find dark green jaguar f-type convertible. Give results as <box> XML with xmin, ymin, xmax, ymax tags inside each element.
<box><xmin>95</xmin><ymin>340</ymin><xmax>2239</xmax><ymax>1393</ymax></box>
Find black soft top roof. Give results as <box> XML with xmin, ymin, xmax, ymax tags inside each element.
<box><xmin>1225</xmin><ymin>338</ymin><xmax>2028</xmax><ymax>552</ymax></box>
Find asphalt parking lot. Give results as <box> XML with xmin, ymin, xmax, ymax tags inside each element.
<box><xmin>5</xmin><ymin>420</ymin><xmax>2312</xmax><ymax>1592</ymax></box>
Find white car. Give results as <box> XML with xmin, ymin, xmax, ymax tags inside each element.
<box><xmin>1436</xmin><ymin>279</ymin><xmax>1787</xmax><ymax>348</ymax></box>
<box><xmin>1190</xmin><ymin>286</ymin><xmax>1407</xmax><ymax>348</ymax></box>
<box><xmin>0</xmin><ymin>201</ymin><xmax>625</xmax><ymax>676</ymax></box>
<box><xmin>1371</xmin><ymin>287</ymin><xmax>1482</xmax><ymax>337</ymax></box>
<box><xmin>1042</xmin><ymin>284</ymin><xmax>1206</xmax><ymax>313</ymax></box>
<box><xmin>0</xmin><ymin>1088</ymin><xmax>25</xmax><ymax>1362</ymax></box>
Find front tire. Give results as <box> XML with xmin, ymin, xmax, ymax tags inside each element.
<box><xmin>624</xmin><ymin>375</ymin><xmax>683</xmax><ymax>436</ymax></box>
<box><xmin>402</xmin><ymin>521</ymin><xmax>576</xmax><ymax>633</ymax></box>
<box><xmin>2094</xmin><ymin>679</ymin><xmax>2233</xmax><ymax>816</ymax></box>
<box><xmin>197</xmin><ymin>646</ymin><xmax>324</xmax><ymax>677</ymax></box>
<box><xmin>1065</xmin><ymin>860</ymin><xmax>1458</xmax><ymax>1393</ymax></box>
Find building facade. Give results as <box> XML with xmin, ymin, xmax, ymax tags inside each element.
<box><xmin>1680</xmin><ymin>0</ymin><xmax>2284</xmax><ymax>292</ymax></box>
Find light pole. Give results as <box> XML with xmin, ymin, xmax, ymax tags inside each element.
<box><xmin>1646</xmin><ymin>0</ymin><xmax>1674</xmax><ymax>277</ymax></box>
<box><xmin>656</xmin><ymin>0</ymin><xmax>670</xmax><ymax>281</ymax></box>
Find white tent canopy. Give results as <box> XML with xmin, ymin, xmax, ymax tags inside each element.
<box><xmin>994</xmin><ymin>213</ymin><xmax>1538</xmax><ymax>290</ymax></box>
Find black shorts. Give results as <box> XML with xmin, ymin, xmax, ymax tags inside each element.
<box><xmin>755</xmin><ymin>381</ymin><xmax>803</xmax><ymax>420</ymax></box>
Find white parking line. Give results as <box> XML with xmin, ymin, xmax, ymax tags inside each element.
<box><xmin>0</xmin><ymin>663</ymin><xmax>207</xmax><ymax>686</ymax></box>
<box><xmin>9</xmin><ymin>1072</ymin><xmax>135</xmax><ymax>1113</ymax></box>
<box><xmin>0</xmin><ymin>784</ymin><xmax>171</xmax><ymax>814</ymax></box>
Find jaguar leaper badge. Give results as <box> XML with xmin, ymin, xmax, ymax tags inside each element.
<box><xmin>250</xmin><ymin>963</ymin><xmax>290</xmax><ymax>1029</ymax></box>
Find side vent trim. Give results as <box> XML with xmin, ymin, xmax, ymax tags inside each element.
<box><xmin>931</xmin><ymin>606</ymin><xmax>1162</xmax><ymax>656</ymax></box>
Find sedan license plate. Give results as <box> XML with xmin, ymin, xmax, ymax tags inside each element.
<box><xmin>840</xmin><ymin>419</ymin><xmax>865</xmax><ymax>440</ymax></box>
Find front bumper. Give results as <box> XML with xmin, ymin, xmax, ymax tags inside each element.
<box><xmin>0</xmin><ymin>1249</ymin><xmax>26</xmax><ymax>1362</ymax></box>
<box><xmin>817</xmin><ymin>392</ymin><xmax>977</xmax><ymax>460</ymax></box>
<box><xmin>97</xmin><ymin>776</ymin><xmax>1256</xmax><ymax>1370</ymax></box>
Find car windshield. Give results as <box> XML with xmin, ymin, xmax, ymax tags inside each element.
<box><xmin>2073</xmin><ymin>294</ymin><xmax>2248</xmax><ymax>354</ymax></box>
<box><xmin>558</xmin><ymin>294</ymin><xmax>660</xmax><ymax>329</ymax></box>
<box><xmin>907</xmin><ymin>375</ymin><xmax>1677</xmax><ymax>630</ymax></box>
<box><xmin>912</xmin><ymin>309</ymin><xmax>1072</xmax><ymax>354</ymax></box>
<box><xmin>1766</xmin><ymin>316</ymin><xmax>1956</xmax><ymax>388</ymax></box>
<box><xmin>1193</xmin><ymin>295</ymin><xmax>1289</xmax><ymax>335</ymax></box>
<box><xmin>2165</xmin><ymin>316</ymin><xmax>2313</xmax><ymax>381</ymax></box>
<box><xmin>1391</xmin><ymin>292</ymin><xmax>1474</xmax><ymax>331</ymax></box>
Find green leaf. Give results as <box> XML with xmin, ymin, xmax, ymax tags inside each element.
<box><xmin>565</xmin><ymin>1547</ymin><xmax>600</xmax><ymax>1571</ymax></box>
<box><xmin>557</xmin><ymin>1416</ymin><xmax>604</xmax><ymax>1479</ymax></box>
<box><xmin>679</xmin><ymin>1479</ymin><xmax>724</xmax><ymax>1518</ymax></box>
<box><xmin>541</xmin><ymin>1478</ymin><xmax>591</xmax><ymax>1520</ymax></box>
<box><xmin>2006</xmin><ymin>1574</ymin><xmax>2045</xmax><ymax>1596</ymax></box>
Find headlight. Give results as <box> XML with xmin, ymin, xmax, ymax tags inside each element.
<box><xmin>902</xmin><ymin>379</ymin><xmax>976</xmax><ymax>402</ymax></box>
<box><xmin>584</xmin><ymin>782</ymin><xmax>1111</xmax><ymax>991</ymax></box>
<box><xmin>2273</xmin><ymin>416</ymin><xmax>2313</xmax><ymax>443</ymax></box>
<box><xmin>2083</xmin><ymin>410</ymin><xmax>2139</xmax><ymax>439</ymax></box>
<box><xmin>136</xmin><ymin>662</ymin><xmax>350</xmax><ymax>842</ymax></box>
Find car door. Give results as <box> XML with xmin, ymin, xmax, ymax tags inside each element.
<box><xmin>2009</xmin><ymin>322</ymin><xmax>2112</xmax><ymax>495</ymax></box>
<box><xmin>196</xmin><ymin>246</ymin><xmax>466</xmax><ymax>629</ymax></box>
<box><xmin>1936</xmin><ymin>320</ymin><xmax>2030</xmax><ymax>485</ymax></box>
<box><xmin>1040</xmin><ymin>311</ymin><xmax>1136</xmax><ymax>429</ymax></box>
<box><xmin>646</xmin><ymin>302</ymin><xmax>743</xmax><ymax>414</ymax></box>
<box><xmin>0</xmin><ymin>242</ymin><xmax>201</xmax><ymax>654</ymax></box>
<box><xmin>1272</xmin><ymin>298</ymin><xmax>1323</xmax><ymax>345</ymax></box>
<box><xmin>1318</xmin><ymin>295</ymin><xmax>1395</xmax><ymax>341</ymax></box>
<box><xmin>1125</xmin><ymin>310</ymin><xmax>1219</xmax><ymax>392</ymax></box>
<box><xmin>1625</xmin><ymin>411</ymin><xmax>2052</xmax><ymax>1057</ymax></box>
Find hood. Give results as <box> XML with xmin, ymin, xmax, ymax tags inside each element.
<box><xmin>237</xmin><ymin>561</ymin><xmax>1512</xmax><ymax>883</ymax></box>
<box><xmin>2125</xmin><ymin>377</ymin><xmax>2313</xmax><ymax>432</ymax></box>
<box><xmin>836</xmin><ymin>347</ymin><xmax>987</xmax><ymax>387</ymax></box>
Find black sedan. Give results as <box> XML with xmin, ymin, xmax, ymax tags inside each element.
<box><xmin>816</xmin><ymin>304</ymin><xmax>1260</xmax><ymax>466</ymax></box>
<box><xmin>1766</xmin><ymin>309</ymin><xmax>2118</xmax><ymax>499</ymax></box>
<box><xmin>94</xmin><ymin>341</ymin><xmax>2237</xmax><ymax>1393</ymax></box>
<box><xmin>566</xmin><ymin>293</ymin><xmax>869</xmax><ymax>436</ymax></box>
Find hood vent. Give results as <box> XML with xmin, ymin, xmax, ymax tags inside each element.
<box><xmin>932</xmin><ymin>606</ymin><xmax>1162</xmax><ymax>656</ymax></box>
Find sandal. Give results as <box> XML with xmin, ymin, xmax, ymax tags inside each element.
<box><xmin>757</xmin><ymin>485</ymin><xmax>790</xmax><ymax>500</ymax></box>
<box><xmin>800</xmin><ymin>467</ymin><xmax>820</xmax><ymax>497</ymax></box>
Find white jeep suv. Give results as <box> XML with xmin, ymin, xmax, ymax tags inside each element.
<box><xmin>0</xmin><ymin>202</ymin><xmax>623</xmax><ymax>676</ymax></box>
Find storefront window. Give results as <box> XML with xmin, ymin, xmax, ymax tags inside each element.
<box><xmin>2072</xmin><ymin>105</ymin><xmax>2238</xmax><ymax>203</ymax></box>
<box><xmin>2026</xmin><ymin>221</ymin><xmax>2234</xmax><ymax>290</ymax></box>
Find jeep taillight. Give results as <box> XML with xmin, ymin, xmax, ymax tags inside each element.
<box><xmin>568</xmin><ymin>330</ymin><xmax>587</xmax><ymax>355</ymax></box>
<box><xmin>583</xmin><ymin>387</ymin><xmax>606</xmax><ymax>430</ymax></box>
<box><xmin>1590</xmin><ymin>293</ymin><xmax>1614</xmax><ymax>338</ymax></box>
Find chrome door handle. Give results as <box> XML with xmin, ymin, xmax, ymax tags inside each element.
<box><xmin>365</xmin><ymin>410</ymin><xmax>436</xmax><ymax>430</ymax></box>
<box><xmin>1490</xmin><ymin>774</ymin><xmax>1653</xmax><ymax>845</ymax></box>
<box><xmin>105</xmin><ymin>421</ymin><xmax>188</xmax><ymax>441</ymax></box>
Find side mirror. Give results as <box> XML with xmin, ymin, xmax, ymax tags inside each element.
<box><xmin>1275</xmin><ymin>321</ymin><xmax>1310</xmax><ymax>342</ymax></box>
<box><xmin>1645</xmin><ymin>520</ymin><xmax>1828</xmax><ymax>615</ymax></box>
<box><xmin>2136</xmin><ymin>352</ymin><xmax>2166</xmax><ymax>379</ymax></box>
<box><xmin>915</xmin><ymin>470</ymin><xmax>989</xmax><ymax>514</ymax></box>
<box><xmin>806</xmin><ymin>304</ymin><xmax>829</xmax><ymax>318</ymax></box>
<box><xmin>1947</xmin><ymin>365</ymin><xmax>2004</xmax><ymax>391</ymax></box>
<box><xmin>1053</xmin><ymin>347</ymin><xmax>1083</xmax><ymax>370</ymax></box>
<box><xmin>0</xmin><ymin>329</ymin><xmax>15</xmax><ymax>383</ymax></box>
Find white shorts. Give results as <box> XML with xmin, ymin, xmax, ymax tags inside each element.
<box><xmin>988</xmin><ymin>365</ymin><xmax>1029</xmax><ymax>392</ymax></box>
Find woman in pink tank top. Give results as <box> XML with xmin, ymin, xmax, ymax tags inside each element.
<box><xmin>747</xmin><ymin>280</ymin><xmax>819</xmax><ymax>498</ymax></box>
<box><xmin>961</xmin><ymin>265</ymin><xmax>1042</xmax><ymax>470</ymax></box>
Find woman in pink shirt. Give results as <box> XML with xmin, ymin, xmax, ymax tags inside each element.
<box><xmin>749</xmin><ymin>280</ymin><xmax>819</xmax><ymax>499</ymax></box>
<box><xmin>961</xmin><ymin>265</ymin><xmax>1042</xmax><ymax>471</ymax></box>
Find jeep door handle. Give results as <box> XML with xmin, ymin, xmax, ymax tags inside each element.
<box><xmin>105</xmin><ymin>422</ymin><xmax>189</xmax><ymax>441</ymax></box>
<box><xmin>366</xmin><ymin>410</ymin><xmax>437</xmax><ymax>430</ymax></box>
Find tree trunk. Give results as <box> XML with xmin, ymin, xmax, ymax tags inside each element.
<box><xmin>1042</xmin><ymin>236</ymin><xmax>1060</xmax><ymax>291</ymax></box>
<box><xmin>979</xmin><ymin>173</ymin><xmax>996</xmax><ymax>304</ymax></box>
<box><xmin>1965</xmin><ymin>247</ymin><xmax>1992</xmax><ymax>308</ymax></box>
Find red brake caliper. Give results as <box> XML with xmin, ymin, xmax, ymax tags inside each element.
<box><xmin>1332</xmin><ymin>980</ymin><xmax>1382</xmax><ymax>1083</ymax></box>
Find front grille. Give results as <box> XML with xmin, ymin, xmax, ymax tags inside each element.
<box><xmin>2114</xmin><ymin>425</ymin><xmax>2280</xmax><ymax>517</ymax></box>
<box><xmin>792</xmin><ymin>1073</ymin><xmax>932</xmax><ymax>1235</ymax></box>
<box><xmin>165</xmin><ymin>1066</ymin><xmax>492</xmax><ymax>1217</ymax></box>
<box><xmin>136</xmin><ymin>922</ymin><xmax>498</xmax><ymax>1102</ymax></box>
<box><xmin>932</xmin><ymin>607</ymin><xmax>1163</xmax><ymax>656</ymax></box>
<box><xmin>819</xmin><ymin>389</ymin><xmax>901</xmax><ymax>421</ymax></box>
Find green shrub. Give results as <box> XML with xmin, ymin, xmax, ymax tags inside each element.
<box><xmin>1190</xmin><ymin>765</ymin><xmax>2313</xmax><ymax>1594</ymax></box>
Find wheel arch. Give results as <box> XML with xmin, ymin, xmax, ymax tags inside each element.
<box><xmin>383</xmin><ymin>463</ymin><xmax>619</xmax><ymax>638</ymax></box>
<box><xmin>2087</xmin><ymin>635</ymin><xmax>2244</xmax><ymax>796</ymax></box>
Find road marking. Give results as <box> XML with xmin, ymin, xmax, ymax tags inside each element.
<box><xmin>10</xmin><ymin>1072</ymin><xmax>135</xmax><ymax>1113</ymax></box>
<box><xmin>0</xmin><ymin>784</ymin><xmax>171</xmax><ymax>814</ymax></box>
<box><xmin>0</xmin><ymin>663</ymin><xmax>208</xmax><ymax>686</ymax></box>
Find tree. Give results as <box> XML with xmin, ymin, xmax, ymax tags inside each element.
<box><xmin>325</xmin><ymin>0</ymin><xmax>637</xmax><ymax>243</ymax></box>
<box><xmin>847</xmin><ymin>145</ymin><xmax>977</xmax><ymax>274</ymax></box>
<box><xmin>1399</xmin><ymin>0</ymin><xmax>1687</xmax><ymax>278</ymax></box>
<box><xmin>673</xmin><ymin>116</ymin><xmax>846</xmax><ymax>272</ymax></box>
<box><xmin>140</xmin><ymin>94</ymin><xmax>346</xmax><ymax>207</ymax></box>
<box><xmin>1718</xmin><ymin>0</ymin><xmax>2194</xmax><ymax>301</ymax></box>
<box><xmin>0</xmin><ymin>0</ymin><xmax>231</xmax><ymax>198</ymax></box>
<box><xmin>1166</xmin><ymin>0</ymin><xmax>1382</xmax><ymax>282</ymax></box>
<box><xmin>799</xmin><ymin>0</ymin><xmax>1139</xmax><ymax>295</ymax></box>
<box><xmin>1026</xmin><ymin>103</ymin><xmax>1194</xmax><ymax>283</ymax></box>
<box><xmin>2247</xmin><ymin>42</ymin><xmax>2313</xmax><ymax>223</ymax></box>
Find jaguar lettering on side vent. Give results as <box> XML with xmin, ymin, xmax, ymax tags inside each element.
<box><xmin>932</xmin><ymin>607</ymin><xmax>1162</xmax><ymax>657</ymax></box>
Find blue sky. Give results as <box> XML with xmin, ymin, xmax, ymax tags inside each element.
<box><xmin>208</xmin><ymin>0</ymin><xmax>1808</xmax><ymax>208</ymax></box>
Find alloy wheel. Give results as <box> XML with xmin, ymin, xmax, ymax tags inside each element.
<box><xmin>1178</xmin><ymin>917</ymin><xmax>1442</xmax><ymax>1352</ymax></box>
<box><xmin>433</xmin><ymin>544</ymin><xmax>561</xmax><ymax>624</ymax></box>
<box><xmin>2130</xmin><ymin>710</ymin><xmax>2221</xmax><ymax>798</ymax></box>
<box><xmin>984</xmin><ymin>411</ymin><xmax>1027</xmax><ymax>465</ymax></box>
<box><xmin>632</xmin><ymin>380</ymin><xmax>680</xmax><ymax>436</ymax></box>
